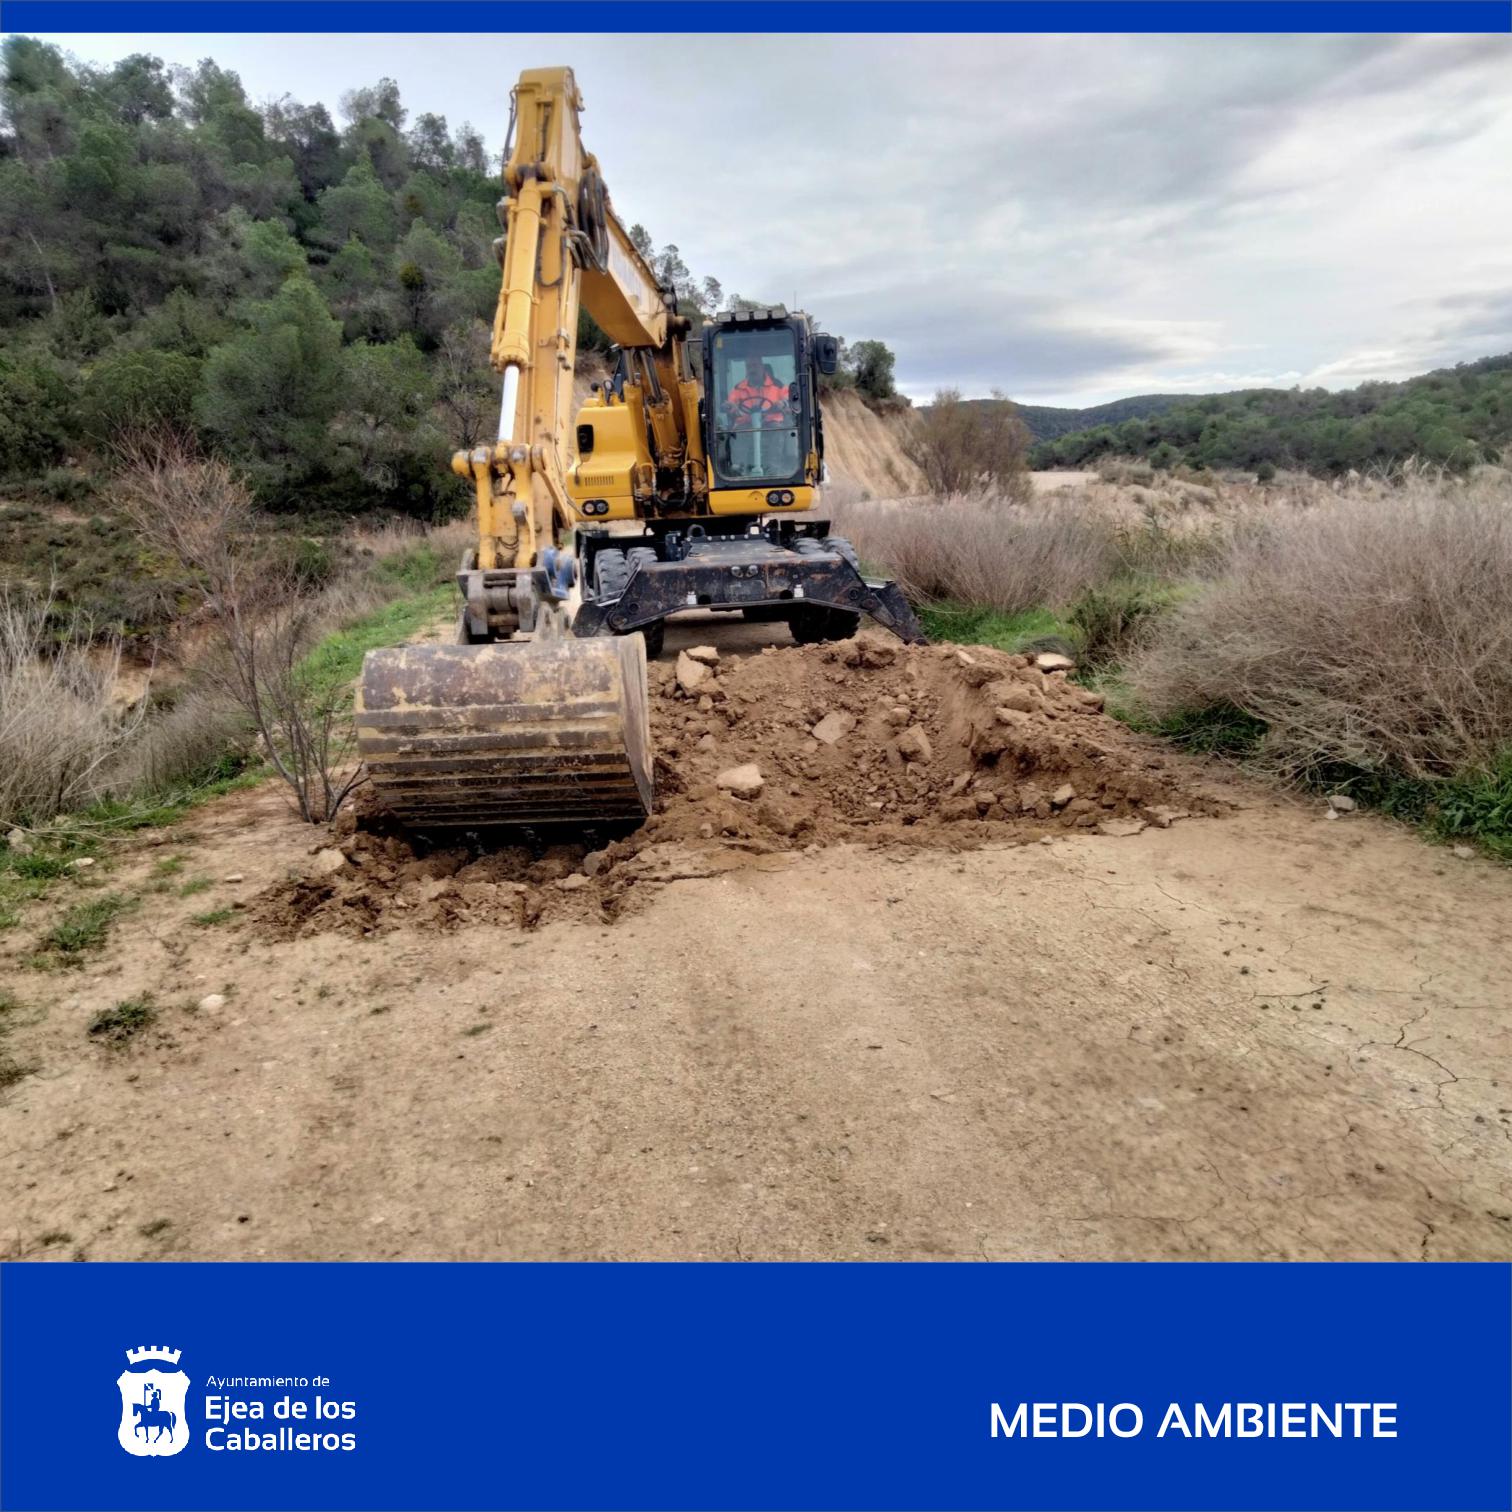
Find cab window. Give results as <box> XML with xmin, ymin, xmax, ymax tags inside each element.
<box><xmin>710</xmin><ymin>327</ymin><xmax>801</xmax><ymax>483</ymax></box>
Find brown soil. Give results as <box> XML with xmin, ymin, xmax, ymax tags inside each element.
<box><xmin>252</xmin><ymin>633</ymin><xmax>1211</xmax><ymax>940</ymax></box>
<box><xmin>2</xmin><ymin>629</ymin><xmax>1509</xmax><ymax>1264</ymax></box>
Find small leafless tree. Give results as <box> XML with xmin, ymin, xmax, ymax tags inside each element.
<box><xmin>115</xmin><ymin>434</ymin><xmax>361</xmax><ymax>823</ymax></box>
<box><xmin>905</xmin><ymin>388</ymin><xmax>1033</xmax><ymax>502</ymax></box>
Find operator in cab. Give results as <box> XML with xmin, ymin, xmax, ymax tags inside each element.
<box><xmin>725</xmin><ymin>356</ymin><xmax>790</xmax><ymax>428</ymax></box>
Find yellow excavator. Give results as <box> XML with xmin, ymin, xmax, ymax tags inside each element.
<box><xmin>356</xmin><ymin>66</ymin><xmax>924</xmax><ymax>831</ymax></box>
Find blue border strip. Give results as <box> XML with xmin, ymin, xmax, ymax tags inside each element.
<box><xmin>6</xmin><ymin>1</ymin><xmax>1511</xmax><ymax>34</ymax></box>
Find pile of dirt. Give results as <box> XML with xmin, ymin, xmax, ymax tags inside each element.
<box><xmin>251</xmin><ymin>632</ymin><xmax>1207</xmax><ymax>939</ymax></box>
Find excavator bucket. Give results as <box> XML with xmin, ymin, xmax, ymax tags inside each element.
<box><xmin>355</xmin><ymin>636</ymin><xmax>652</xmax><ymax>830</ymax></box>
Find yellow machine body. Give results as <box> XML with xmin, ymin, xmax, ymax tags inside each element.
<box><xmin>357</xmin><ymin>65</ymin><xmax>895</xmax><ymax>834</ymax></box>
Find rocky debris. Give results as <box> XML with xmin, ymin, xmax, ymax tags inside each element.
<box><xmin>223</xmin><ymin>873</ymin><xmax>245</xmax><ymax>884</ymax></box>
<box><xmin>895</xmin><ymin>725</ymin><xmax>933</xmax><ymax>763</ymax></box>
<box><xmin>1452</xmin><ymin>845</ymin><xmax>1475</xmax><ymax>859</ymax></box>
<box><xmin>67</xmin><ymin>857</ymin><xmax>95</xmax><ymax>870</ymax></box>
<box><xmin>198</xmin><ymin>994</ymin><xmax>226</xmax><ymax>1012</ymax></box>
<box><xmin>676</xmin><ymin>652</ymin><xmax>711</xmax><ymax>695</ymax></box>
<box><xmin>5</xmin><ymin>828</ymin><xmax>32</xmax><ymax>856</ymax></box>
<box><xmin>1035</xmin><ymin>651</ymin><xmax>1076</xmax><ymax>673</ymax></box>
<box><xmin>312</xmin><ymin>848</ymin><xmax>348</xmax><ymax>877</ymax></box>
<box><xmin>1327</xmin><ymin>794</ymin><xmax>1357</xmax><ymax>813</ymax></box>
<box><xmin>684</xmin><ymin>645</ymin><xmax>720</xmax><ymax>666</ymax></box>
<box><xmin>715</xmin><ymin>763</ymin><xmax>765</xmax><ymax>797</ymax></box>
<box><xmin>255</xmin><ymin>629</ymin><xmax>1208</xmax><ymax>941</ymax></box>
<box><xmin>811</xmin><ymin>711</ymin><xmax>856</xmax><ymax>745</ymax></box>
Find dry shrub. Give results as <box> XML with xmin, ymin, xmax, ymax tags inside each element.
<box><xmin>905</xmin><ymin>389</ymin><xmax>1032</xmax><ymax>502</ymax></box>
<box><xmin>99</xmin><ymin>683</ymin><xmax>250</xmax><ymax>797</ymax></box>
<box><xmin>831</xmin><ymin>493</ymin><xmax>1117</xmax><ymax>615</ymax></box>
<box><xmin>1127</xmin><ymin>485</ymin><xmax>1512</xmax><ymax>780</ymax></box>
<box><xmin>115</xmin><ymin>435</ymin><xmax>359</xmax><ymax>822</ymax></box>
<box><xmin>0</xmin><ymin>590</ymin><xmax>145</xmax><ymax>827</ymax></box>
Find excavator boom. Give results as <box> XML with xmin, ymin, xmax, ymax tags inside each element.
<box><xmin>357</xmin><ymin>66</ymin><xmax>922</xmax><ymax>834</ymax></box>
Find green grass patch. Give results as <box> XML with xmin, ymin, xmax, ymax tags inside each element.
<box><xmin>190</xmin><ymin>908</ymin><xmax>233</xmax><ymax>927</ymax></box>
<box><xmin>88</xmin><ymin>993</ymin><xmax>155</xmax><ymax>1044</ymax></box>
<box><xmin>372</xmin><ymin>541</ymin><xmax>453</xmax><ymax>595</ymax></box>
<box><xmin>179</xmin><ymin>877</ymin><xmax>212</xmax><ymax>898</ymax></box>
<box><xmin>0</xmin><ymin>989</ymin><xmax>36</xmax><ymax>1092</ymax></box>
<box><xmin>1424</xmin><ymin>755</ymin><xmax>1512</xmax><ymax>858</ymax></box>
<box><xmin>1327</xmin><ymin>753</ymin><xmax>1512</xmax><ymax>862</ymax></box>
<box><xmin>919</xmin><ymin>601</ymin><xmax>1074</xmax><ymax>653</ymax></box>
<box><xmin>37</xmin><ymin>892</ymin><xmax>133</xmax><ymax>964</ymax></box>
<box><xmin>297</xmin><ymin>581</ymin><xmax>453</xmax><ymax>705</ymax></box>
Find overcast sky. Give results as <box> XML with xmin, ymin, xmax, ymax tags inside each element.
<box><xmin>22</xmin><ymin>31</ymin><xmax>1512</xmax><ymax>405</ymax></box>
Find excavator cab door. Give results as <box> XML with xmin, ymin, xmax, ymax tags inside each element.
<box><xmin>706</xmin><ymin>318</ymin><xmax>808</xmax><ymax>489</ymax></box>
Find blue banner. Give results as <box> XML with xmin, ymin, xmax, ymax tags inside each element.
<box><xmin>2</xmin><ymin>1261</ymin><xmax>1508</xmax><ymax>1511</ymax></box>
<box><xmin>6</xmin><ymin>1</ymin><xmax>1511</xmax><ymax>33</ymax></box>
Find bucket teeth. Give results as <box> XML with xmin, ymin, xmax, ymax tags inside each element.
<box><xmin>356</xmin><ymin>637</ymin><xmax>652</xmax><ymax>829</ymax></box>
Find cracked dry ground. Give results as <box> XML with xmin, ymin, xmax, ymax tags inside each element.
<box><xmin>2</xmin><ymin>730</ymin><xmax>1510</xmax><ymax>1261</ymax></box>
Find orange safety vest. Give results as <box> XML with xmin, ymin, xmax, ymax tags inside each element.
<box><xmin>727</xmin><ymin>376</ymin><xmax>790</xmax><ymax>427</ymax></box>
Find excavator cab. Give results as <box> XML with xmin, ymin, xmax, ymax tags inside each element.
<box><xmin>703</xmin><ymin>309</ymin><xmax>821</xmax><ymax>510</ymax></box>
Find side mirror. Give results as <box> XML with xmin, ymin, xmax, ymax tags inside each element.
<box><xmin>814</xmin><ymin>333</ymin><xmax>840</xmax><ymax>376</ymax></box>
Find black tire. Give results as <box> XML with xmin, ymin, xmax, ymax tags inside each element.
<box><xmin>593</xmin><ymin>547</ymin><xmax>629</xmax><ymax>599</ymax></box>
<box><xmin>826</xmin><ymin>535</ymin><xmax>862</xmax><ymax>573</ymax></box>
<box><xmin>622</xmin><ymin>547</ymin><xmax>663</xmax><ymax>658</ymax></box>
<box><xmin>794</xmin><ymin>534</ymin><xmax>861</xmax><ymax>573</ymax></box>
<box><xmin>790</xmin><ymin>606</ymin><xmax>861</xmax><ymax>645</ymax></box>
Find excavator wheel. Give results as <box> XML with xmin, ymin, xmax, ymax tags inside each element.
<box><xmin>593</xmin><ymin>546</ymin><xmax>665</xmax><ymax>660</ymax></box>
<box><xmin>787</xmin><ymin>535</ymin><xmax>863</xmax><ymax>643</ymax></box>
<box><xmin>355</xmin><ymin>635</ymin><xmax>652</xmax><ymax>831</ymax></box>
<box><xmin>790</xmin><ymin>606</ymin><xmax>862</xmax><ymax>645</ymax></box>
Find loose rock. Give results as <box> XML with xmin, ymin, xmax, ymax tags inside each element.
<box><xmin>312</xmin><ymin>848</ymin><xmax>348</xmax><ymax>877</ymax></box>
<box><xmin>716</xmin><ymin>763</ymin><xmax>765</xmax><ymax>797</ymax></box>
<box><xmin>895</xmin><ymin>725</ymin><xmax>933</xmax><ymax>763</ymax></box>
<box><xmin>676</xmin><ymin>652</ymin><xmax>710</xmax><ymax>695</ymax></box>
<box><xmin>811</xmin><ymin>711</ymin><xmax>856</xmax><ymax>745</ymax></box>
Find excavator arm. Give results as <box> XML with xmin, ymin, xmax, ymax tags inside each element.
<box><xmin>458</xmin><ymin>67</ymin><xmax>682</xmax><ymax>590</ymax></box>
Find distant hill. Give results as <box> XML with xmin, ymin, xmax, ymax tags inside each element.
<box><xmin>1026</xmin><ymin>353</ymin><xmax>1512</xmax><ymax>476</ymax></box>
<box><xmin>1005</xmin><ymin>394</ymin><xmax>1204</xmax><ymax>443</ymax></box>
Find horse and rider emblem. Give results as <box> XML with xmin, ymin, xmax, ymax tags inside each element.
<box><xmin>115</xmin><ymin>1345</ymin><xmax>190</xmax><ymax>1457</ymax></box>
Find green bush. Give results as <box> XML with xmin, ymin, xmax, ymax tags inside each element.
<box><xmin>80</xmin><ymin>348</ymin><xmax>199</xmax><ymax>442</ymax></box>
<box><xmin>0</xmin><ymin>353</ymin><xmax>75</xmax><ymax>477</ymax></box>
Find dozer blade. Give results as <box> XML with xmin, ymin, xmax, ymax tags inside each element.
<box><xmin>355</xmin><ymin>636</ymin><xmax>652</xmax><ymax>830</ymax></box>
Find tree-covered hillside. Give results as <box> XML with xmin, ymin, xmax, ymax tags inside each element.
<box><xmin>1029</xmin><ymin>355</ymin><xmax>1512</xmax><ymax>475</ymax></box>
<box><xmin>0</xmin><ymin>39</ymin><xmax>527</xmax><ymax>516</ymax></box>
<box><xmin>0</xmin><ymin>40</ymin><xmax>901</xmax><ymax>518</ymax></box>
<box><xmin>1009</xmin><ymin>393</ymin><xmax>1196</xmax><ymax>443</ymax></box>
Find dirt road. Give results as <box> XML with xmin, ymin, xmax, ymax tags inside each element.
<box><xmin>4</xmin><ymin>748</ymin><xmax>1509</xmax><ymax>1262</ymax></box>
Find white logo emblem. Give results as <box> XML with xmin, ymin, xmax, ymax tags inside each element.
<box><xmin>116</xmin><ymin>1346</ymin><xmax>191</xmax><ymax>1457</ymax></box>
